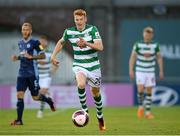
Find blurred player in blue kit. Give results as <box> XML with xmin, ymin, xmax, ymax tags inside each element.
<box><xmin>10</xmin><ymin>22</ymin><xmax>56</xmax><ymax>125</ymax></box>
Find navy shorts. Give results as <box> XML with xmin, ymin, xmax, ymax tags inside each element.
<box><xmin>16</xmin><ymin>76</ymin><xmax>40</xmax><ymax>96</ymax></box>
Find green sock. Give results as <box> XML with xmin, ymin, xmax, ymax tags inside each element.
<box><xmin>137</xmin><ymin>92</ymin><xmax>144</xmax><ymax>107</ymax></box>
<box><xmin>40</xmin><ymin>101</ymin><xmax>45</xmax><ymax>112</ymax></box>
<box><xmin>78</xmin><ymin>88</ymin><xmax>88</xmax><ymax>112</ymax></box>
<box><xmin>94</xmin><ymin>95</ymin><xmax>103</xmax><ymax>119</ymax></box>
<box><xmin>145</xmin><ymin>93</ymin><xmax>152</xmax><ymax>114</ymax></box>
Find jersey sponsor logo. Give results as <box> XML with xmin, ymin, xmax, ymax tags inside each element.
<box><xmin>152</xmin><ymin>86</ymin><xmax>179</xmax><ymax>106</ymax></box>
<box><xmin>144</xmin><ymin>53</ymin><xmax>151</xmax><ymax>58</ymax></box>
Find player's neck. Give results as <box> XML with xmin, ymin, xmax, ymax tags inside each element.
<box><xmin>23</xmin><ymin>36</ymin><xmax>31</xmax><ymax>42</ymax></box>
<box><xmin>144</xmin><ymin>39</ymin><xmax>151</xmax><ymax>43</ymax></box>
<box><xmin>77</xmin><ymin>24</ymin><xmax>86</xmax><ymax>31</ymax></box>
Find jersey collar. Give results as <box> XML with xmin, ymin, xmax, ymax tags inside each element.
<box><xmin>22</xmin><ymin>37</ymin><xmax>31</xmax><ymax>43</ymax></box>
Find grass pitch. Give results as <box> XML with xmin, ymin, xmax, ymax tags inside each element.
<box><xmin>0</xmin><ymin>107</ymin><xmax>180</xmax><ymax>135</ymax></box>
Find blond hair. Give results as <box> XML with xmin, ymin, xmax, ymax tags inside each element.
<box><xmin>22</xmin><ymin>22</ymin><xmax>32</xmax><ymax>29</ymax></box>
<box><xmin>143</xmin><ymin>26</ymin><xmax>154</xmax><ymax>33</ymax></box>
<box><xmin>73</xmin><ymin>9</ymin><xmax>86</xmax><ymax>17</ymax></box>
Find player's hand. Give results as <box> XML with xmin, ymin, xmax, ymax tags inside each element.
<box><xmin>11</xmin><ymin>55</ymin><xmax>18</xmax><ymax>61</ymax></box>
<box><xmin>77</xmin><ymin>37</ymin><xmax>87</xmax><ymax>48</ymax></box>
<box><xmin>51</xmin><ymin>57</ymin><xmax>60</xmax><ymax>66</ymax></box>
<box><xmin>129</xmin><ymin>70</ymin><xmax>134</xmax><ymax>80</ymax></box>
<box><xmin>159</xmin><ymin>71</ymin><xmax>164</xmax><ymax>80</ymax></box>
<box><xmin>24</xmin><ymin>51</ymin><xmax>33</xmax><ymax>59</ymax></box>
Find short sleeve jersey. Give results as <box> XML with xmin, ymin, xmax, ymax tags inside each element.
<box><xmin>18</xmin><ymin>38</ymin><xmax>44</xmax><ymax>77</ymax></box>
<box><xmin>62</xmin><ymin>24</ymin><xmax>101</xmax><ymax>71</ymax></box>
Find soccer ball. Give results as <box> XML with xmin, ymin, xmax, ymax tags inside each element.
<box><xmin>72</xmin><ymin>110</ymin><xmax>89</xmax><ymax>127</ymax></box>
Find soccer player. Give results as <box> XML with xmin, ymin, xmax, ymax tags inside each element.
<box><xmin>11</xmin><ymin>22</ymin><xmax>56</xmax><ymax>125</ymax></box>
<box><xmin>129</xmin><ymin>26</ymin><xmax>164</xmax><ymax>119</ymax></box>
<box><xmin>51</xmin><ymin>9</ymin><xmax>106</xmax><ymax>131</ymax></box>
<box><xmin>37</xmin><ymin>36</ymin><xmax>58</xmax><ymax>118</ymax></box>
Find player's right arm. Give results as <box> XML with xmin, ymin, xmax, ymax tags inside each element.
<box><xmin>51</xmin><ymin>38</ymin><xmax>65</xmax><ymax>66</ymax></box>
<box><xmin>51</xmin><ymin>29</ymin><xmax>68</xmax><ymax>66</ymax></box>
<box><xmin>129</xmin><ymin>43</ymin><xmax>138</xmax><ymax>80</ymax></box>
<box><xmin>129</xmin><ymin>51</ymin><xmax>137</xmax><ymax>80</ymax></box>
<box><xmin>11</xmin><ymin>42</ymin><xmax>22</xmax><ymax>61</ymax></box>
<box><xmin>11</xmin><ymin>55</ymin><xmax>20</xmax><ymax>61</ymax></box>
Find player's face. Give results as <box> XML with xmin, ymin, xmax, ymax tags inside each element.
<box><xmin>143</xmin><ymin>31</ymin><xmax>153</xmax><ymax>42</ymax></box>
<box><xmin>22</xmin><ymin>25</ymin><xmax>32</xmax><ymax>40</ymax></box>
<box><xmin>74</xmin><ymin>15</ymin><xmax>87</xmax><ymax>31</ymax></box>
<box><xmin>40</xmin><ymin>38</ymin><xmax>48</xmax><ymax>48</ymax></box>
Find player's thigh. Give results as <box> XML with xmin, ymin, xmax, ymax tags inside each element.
<box><xmin>145</xmin><ymin>73</ymin><xmax>156</xmax><ymax>88</ymax></box>
<box><xmin>146</xmin><ymin>86</ymin><xmax>153</xmax><ymax>94</ymax></box>
<box><xmin>39</xmin><ymin>77</ymin><xmax>51</xmax><ymax>94</ymax></box>
<box><xmin>16</xmin><ymin>77</ymin><xmax>28</xmax><ymax>97</ymax></box>
<box><xmin>39</xmin><ymin>77</ymin><xmax>52</xmax><ymax>89</ymax></box>
<box><xmin>136</xmin><ymin>72</ymin><xmax>145</xmax><ymax>92</ymax></box>
<box><xmin>87</xmin><ymin>69</ymin><xmax>101</xmax><ymax>89</ymax></box>
<box><xmin>73</xmin><ymin>67</ymin><xmax>87</xmax><ymax>89</ymax></box>
<box><xmin>28</xmin><ymin>76</ymin><xmax>40</xmax><ymax>97</ymax></box>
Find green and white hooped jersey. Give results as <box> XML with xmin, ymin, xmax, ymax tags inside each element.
<box><xmin>37</xmin><ymin>51</ymin><xmax>52</xmax><ymax>78</ymax></box>
<box><xmin>63</xmin><ymin>24</ymin><xmax>101</xmax><ymax>71</ymax></box>
<box><xmin>133</xmin><ymin>41</ymin><xmax>160</xmax><ymax>73</ymax></box>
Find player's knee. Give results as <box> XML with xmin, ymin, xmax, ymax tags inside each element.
<box><xmin>91</xmin><ymin>88</ymin><xmax>100</xmax><ymax>97</ymax></box>
<box><xmin>77</xmin><ymin>82</ymin><xmax>86</xmax><ymax>89</ymax></box>
<box><xmin>17</xmin><ymin>92</ymin><xmax>24</xmax><ymax>98</ymax></box>
<box><xmin>93</xmin><ymin>92</ymin><xmax>100</xmax><ymax>97</ymax></box>
<box><xmin>39</xmin><ymin>88</ymin><xmax>48</xmax><ymax>95</ymax></box>
<box><xmin>138</xmin><ymin>85</ymin><xmax>144</xmax><ymax>92</ymax></box>
<box><xmin>146</xmin><ymin>87</ymin><xmax>152</xmax><ymax>94</ymax></box>
<box><xmin>32</xmin><ymin>96</ymin><xmax>39</xmax><ymax>101</ymax></box>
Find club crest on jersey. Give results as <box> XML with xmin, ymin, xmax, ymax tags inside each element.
<box><xmin>84</xmin><ymin>32</ymin><xmax>89</xmax><ymax>37</ymax></box>
<box><xmin>27</xmin><ymin>43</ymin><xmax>31</xmax><ymax>48</ymax></box>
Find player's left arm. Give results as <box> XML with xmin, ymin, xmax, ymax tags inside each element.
<box><xmin>50</xmin><ymin>64</ymin><xmax>59</xmax><ymax>75</ymax></box>
<box><xmin>80</xmin><ymin>38</ymin><xmax>103</xmax><ymax>51</ymax></box>
<box><xmin>24</xmin><ymin>52</ymin><xmax>45</xmax><ymax>60</ymax></box>
<box><xmin>156</xmin><ymin>51</ymin><xmax>164</xmax><ymax>80</ymax></box>
<box><xmin>78</xmin><ymin>26</ymin><xmax>103</xmax><ymax>51</ymax></box>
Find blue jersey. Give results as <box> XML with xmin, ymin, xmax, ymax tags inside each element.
<box><xmin>18</xmin><ymin>38</ymin><xmax>44</xmax><ymax>77</ymax></box>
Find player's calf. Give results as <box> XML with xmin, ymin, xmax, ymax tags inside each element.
<box><xmin>33</xmin><ymin>95</ymin><xmax>56</xmax><ymax>112</ymax></box>
<box><xmin>46</xmin><ymin>97</ymin><xmax>56</xmax><ymax>112</ymax></box>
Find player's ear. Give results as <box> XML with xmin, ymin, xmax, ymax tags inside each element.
<box><xmin>84</xmin><ymin>16</ymin><xmax>87</xmax><ymax>22</ymax></box>
<box><xmin>74</xmin><ymin>17</ymin><xmax>76</xmax><ymax>23</ymax></box>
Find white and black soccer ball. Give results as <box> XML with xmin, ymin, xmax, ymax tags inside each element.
<box><xmin>72</xmin><ymin>110</ymin><xmax>89</xmax><ymax>127</ymax></box>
